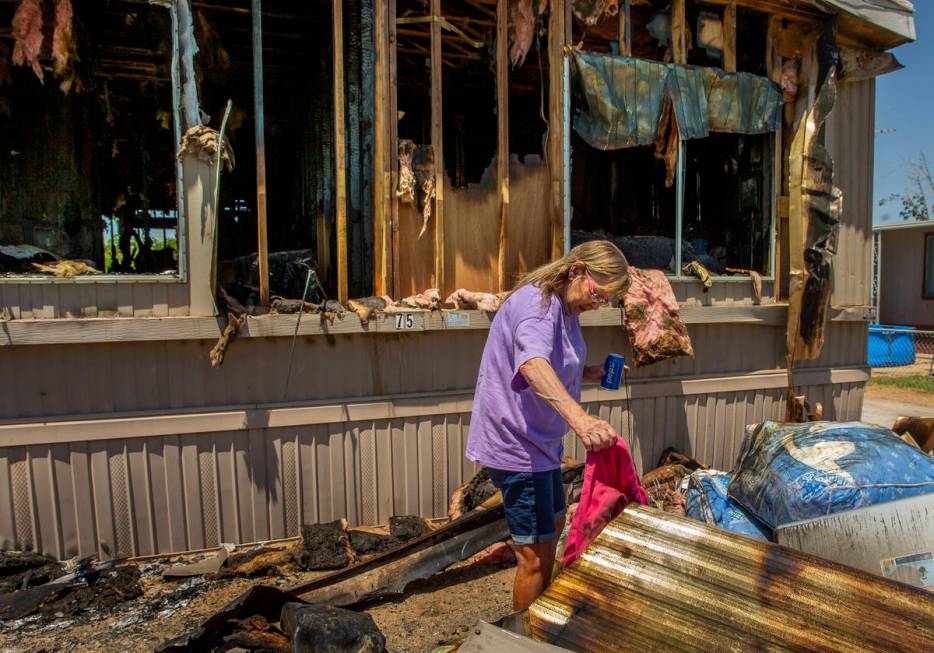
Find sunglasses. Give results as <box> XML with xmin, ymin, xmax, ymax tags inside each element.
<box><xmin>585</xmin><ymin>271</ymin><xmax>610</xmax><ymax>306</ymax></box>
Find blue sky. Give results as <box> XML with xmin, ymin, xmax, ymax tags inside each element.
<box><xmin>873</xmin><ymin>3</ymin><xmax>932</xmax><ymax>224</ymax></box>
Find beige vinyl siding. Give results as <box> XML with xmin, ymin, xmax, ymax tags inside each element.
<box><xmin>0</xmin><ymin>279</ymin><xmax>190</xmax><ymax>319</ymax></box>
<box><xmin>826</xmin><ymin>78</ymin><xmax>875</xmax><ymax>308</ymax></box>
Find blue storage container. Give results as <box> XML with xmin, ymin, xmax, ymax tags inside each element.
<box><xmin>867</xmin><ymin>324</ymin><xmax>916</xmax><ymax>367</ymax></box>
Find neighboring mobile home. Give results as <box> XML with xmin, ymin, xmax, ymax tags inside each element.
<box><xmin>0</xmin><ymin>0</ymin><xmax>915</xmax><ymax>558</ymax></box>
<box><xmin>873</xmin><ymin>221</ymin><xmax>934</xmax><ymax>329</ymax></box>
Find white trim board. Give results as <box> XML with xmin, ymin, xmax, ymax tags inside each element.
<box><xmin>0</xmin><ymin>305</ymin><xmax>870</xmax><ymax>346</ymax></box>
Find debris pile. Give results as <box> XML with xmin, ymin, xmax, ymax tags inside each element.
<box><xmin>448</xmin><ymin>468</ymin><xmax>498</xmax><ymax>520</ymax></box>
<box><xmin>281</xmin><ymin>602</ymin><xmax>385</xmax><ymax>653</ymax></box>
<box><xmin>295</xmin><ymin>519</ymin><xmax>356</xmax><ymax>571</ymax></box>
<box><xmin>0</xmin><ymin>555</ymin><xmax>142</xmax><ymax>622</ymax></box>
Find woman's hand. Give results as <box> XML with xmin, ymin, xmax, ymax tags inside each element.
<box><xmin>571</xmin><ymin>415</ymin><xmax>619</xmax><ymax>452</ymax></box>
<box><xmin>583</xmin><ymin>366</ymin><xmax>605</xmax><ymax>384</ymax></box>
<box><xmin>583</xmin><ymin>363</ymin><xmax>631</xmax><ymax>384</ymax></box>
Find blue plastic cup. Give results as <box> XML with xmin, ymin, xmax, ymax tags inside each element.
<box><xmin>601</xmin><ymin>354</ymin><xmax>625</xmax><ymax>390</ymax></box>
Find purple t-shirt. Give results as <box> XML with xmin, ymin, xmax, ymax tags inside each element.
<box><xmin>465</xmin><ymin>284</ymin><xmax>586</xmax><ymax>472</ymax></box>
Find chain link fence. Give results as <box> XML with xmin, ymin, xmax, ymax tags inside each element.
<box><xmin>868</xmin><ymin>326</ymin><xmax>934</xmax><ymax>393</ymax></box>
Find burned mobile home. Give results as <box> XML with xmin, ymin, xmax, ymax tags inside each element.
<box><xmin>0</xmin><ymin>0</ymin><xmax>915</xmax><ymax>559</ymax></box>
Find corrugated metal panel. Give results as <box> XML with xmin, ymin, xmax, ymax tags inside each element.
<box><xmin>826</xmin><ymin>79</ymin><xmax>875</xmax><ymax>308</ymax></box>
<box><xmin>0</xmin><ymin>280</ymin><xmax>189</xmax><ymax>318</ymax></box>
<box><xmin>0</xmin><ymin>377</ymin><xmax>865</xmax><ymax>559</ymax></box>
<box><xmin>529</xmin><ymin>504</ymin><xmax>934</xmax><ymax>652</ymax></box>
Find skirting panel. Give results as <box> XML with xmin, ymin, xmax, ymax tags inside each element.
<box><xmin>0</xmin><ymin>376</ymin><xmax>866</xmax><ymax>559</ymax></box>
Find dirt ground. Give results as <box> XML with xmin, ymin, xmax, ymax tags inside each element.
<box><xmin>865</xmin><ymin>380</ymin><xmax>934</xmax><ymax>407</ymax></box>
<box><xmin>0</xmin><ymin>554</ymin><xmax>515</xmax><ymax>653</ymax></box>
<box><xmin>363</xmin><ymin>564</ymin><xmax>515</xmax><ymax>653</ymax></box>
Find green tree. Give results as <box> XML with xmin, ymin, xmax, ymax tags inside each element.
<box><xmin>879</xmin><ymin>151</ymin><xmax>933</xmax><ymax>222</ymax></box>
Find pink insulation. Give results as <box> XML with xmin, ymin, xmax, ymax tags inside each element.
<box><xmin>622</xmin><ymin>267</ymin><xmax>694</xmax><ymax>367</ymax></box>
<box><xmin>508</xmin><ymin>0</ymin><xmax>536</xmax><ymax>69</ymax></box>
<box><xmin>781</xmin><ymin>60</ymin><xmax>799</xmax><ymax>103</ymax></box>
<box><xmin>52</xmin><ymin>0</ymin><xmax>75</xmax><ymax>76</ymax></box>
<box><xmin>12</xmin><ymin>0</ymin><xmax>44</xmax><ymax>82</ymax></box>
<box><xmin>398</xmin><ymin>288</ymin><xmax>442</xmax><ymax>311</ymax></box>
<box><xmin>444</xmin><ymin>289</ymin><xmax>504</xmax><ymax>313</ymax></box>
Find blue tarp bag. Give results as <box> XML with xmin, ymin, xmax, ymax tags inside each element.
<box><xmin>685</xmin><ymin>470</ymin><xmax>772</xmax><ymax>541</ymax></box>
<box><xmin>729</xmin><ymin>420</ymin><xmax>934</xmax><ymax>529</ymax></box>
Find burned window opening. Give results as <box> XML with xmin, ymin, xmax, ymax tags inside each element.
<box><xmin>509</xmin><ymin>29</ymin><xmax>549</xmax><ymax>165</ymax></box>
<box><xmin>396</xmin><ymin>0</ymin><xmax>548</xmax><ymax>191</ymax></box>
<box><xmin>0</xmin><ymin>1</ymin><xmax>179</xmax><ymax>277</ymax></box>
<box><xmin>568</xmin><ymin>4</ymin><xmax>776</xmax><ymax>283</ymax></box>
<box><xmin>202</xmin><ymin>0</ymin><xmax>376</xmax><ymax>305</ymax></box>
<box><xmin>736</xmin><ymin>8</ymin><xmax>768</xmax><ymax>76</ymax></box>
<box><xmin>442</xmin><ymin>60</ymin><xmax>497</xmax><ymax>188</ymax></box>
<box><xmin>571</xmin><ymin>137</ymin><xmax>678</xmax><ymax>273</ymax></box>
<box><xmin>683</xmin><ymin>132</ymin><xmax>773</xmax><ymax>275</ymax></box>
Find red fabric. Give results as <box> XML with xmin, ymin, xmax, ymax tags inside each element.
<box><xmin>563</xmin><ymin>438</ymin><xmax>647</xmax><ymax>568</ymax></box>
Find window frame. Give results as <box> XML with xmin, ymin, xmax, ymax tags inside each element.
<box><xmin>666</xmin><ymin>131</ymin><xmax>777</xmax><ymax>282</ymax></box>
<box><xmin>0</xmin><ymin>1</ymin><xmax>187</xmax><ymax>285</ymax></box>
<box><xmin>923</xmin><ymin>232</ymin><xmax>934</xmax><ymax>300</ymax></box>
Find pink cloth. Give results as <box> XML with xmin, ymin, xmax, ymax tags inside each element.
<box><xmin>563</xmin><ymin>438</ymin><xmax>647</xmax><ymax>568</ymax></box>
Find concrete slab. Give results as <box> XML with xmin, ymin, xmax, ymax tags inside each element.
<box><xmin>862</xmin><ymin>397</ymin><xmax>934</xmax><ymax>428</ymax></box>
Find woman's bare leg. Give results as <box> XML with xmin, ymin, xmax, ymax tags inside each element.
<box><xmin>511</xmin><ymin>516</ymin><xmax>566</xmax><ymax>612</ymax></box>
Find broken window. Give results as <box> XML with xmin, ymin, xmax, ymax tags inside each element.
<box><xmin>683</xmin><ymin>132</ymin><xmax>773</xmax><ymax>275</ymax></box>
<box><xmin>568</xmin><ymin>5</ymin><xmax>777</xmax><ymax>280</ymax></box>
<box><xmin>0</xmin><ymin>1</ymin><xmax>180</xmax><ymax>277</ymax></box>
<box><xmin>392</xmin><ymin>0</ymin><xmax>553</xmax><ymax>295</ymax></box>
<box><xmin>198</xmin><ymin>0</ymin><xmax>374</xmax><ymax>304</ymax></box>
<box><xmin>571</xmin><ymin>139</ymin><xmax>677</xmax><ymax>273</ymax></box>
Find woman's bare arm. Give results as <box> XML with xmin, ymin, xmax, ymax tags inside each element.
<box><xmin>519</xmin><ymin>358</ymin><xmax>617</xmax><ymax>452</ymax></box>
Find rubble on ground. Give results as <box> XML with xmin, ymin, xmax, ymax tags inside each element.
<box><xmin>295</xmin><ymin>519</ymin><xmax>356</xmax><ymax>571</ymax></box>
<box><xmin>281</xmin><ymin>602</ymin><xmax>385</xmax><ymax>653</ymax></box>
<box><xmin>7</xmin><ymin>424</ymin><xmax>931</xmax><ymax>652</ymax></box>
<box><xmin>448</xmin><ymin>469</ymin><xmax>498</xmax><ymax>520</ymax></box>
<box><xmin>641</xmin><ymin>463</ymin><xmax>690</xmax><ymax>515</ymax></box>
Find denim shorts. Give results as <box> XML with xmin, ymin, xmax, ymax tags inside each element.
<box><xmin>486</xmin><ymin>467</ymin><xmax>567</xmax><ymax>545</ymax></box>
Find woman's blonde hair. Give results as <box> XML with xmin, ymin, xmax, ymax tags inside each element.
<box><xmin>513</xmin><ymin>240</ymin><xmax>630</xmax><ymax>303</ymax></box>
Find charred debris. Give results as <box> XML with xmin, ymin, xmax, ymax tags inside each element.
<box><xmin>0</xmin><ymin>465</ymin><xmax>552</xmax><ymax>651</ymax></box>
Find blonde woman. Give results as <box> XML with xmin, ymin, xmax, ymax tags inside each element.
<box><xmin>465</xmin><ymin>240</ymin><xmax>630</xmax><ymax>611</ymax></box>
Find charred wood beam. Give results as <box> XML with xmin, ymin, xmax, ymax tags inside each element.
<box><xmin>289</xmin><ymin>494</ymin><xmax>504</xmax><ymax>600</ymax></box>
<box><xmin>430</xmin><ymin>0</ymin><xmax>445</xmax><ymax>293</ymax></box>
<box><xmin>333</xmin><ymin>0</ymin><xmax>349</xmax><ymax>303</ymax></box>
<box><xmin>396</xmin><ymin>15</ymin><xmax>485</xmax><ymax>48</ymax></box>
<box><xmin>252</xmin><ymin>0</ymin><xmax>270</xmax><ymax>306</ymax></box>
<box><xmin>374</xmin><ymin>0</ymin><xmax>391</xmax><ymax>296</ymax></box>
<box><xmin>671</xmin><ymin>0</ymin><xmax>687</xmax><ymax>64</ymax></box>
<box><xmin>390</xmin><ymin>0</ymin><xmax>401</xmax><ymax>298</ymax></box>
<box><xmin>495</xmin><ymin>0</ymin><xmax>508</xmax><ymax>292</ymax></box>
<box><xmin>463</xmin><ymin>0</ymin><xmax>495</xmax><ymax>19</ymax></box>
<box><xmin>724</xmin><ymin>0</ymin><xmax>737</xmax><ymax>72</ymax></box>
<box><xmin>618</xmin><ymin>0</ymin><xmax>631</xmax><ymax>56</ymax></box>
